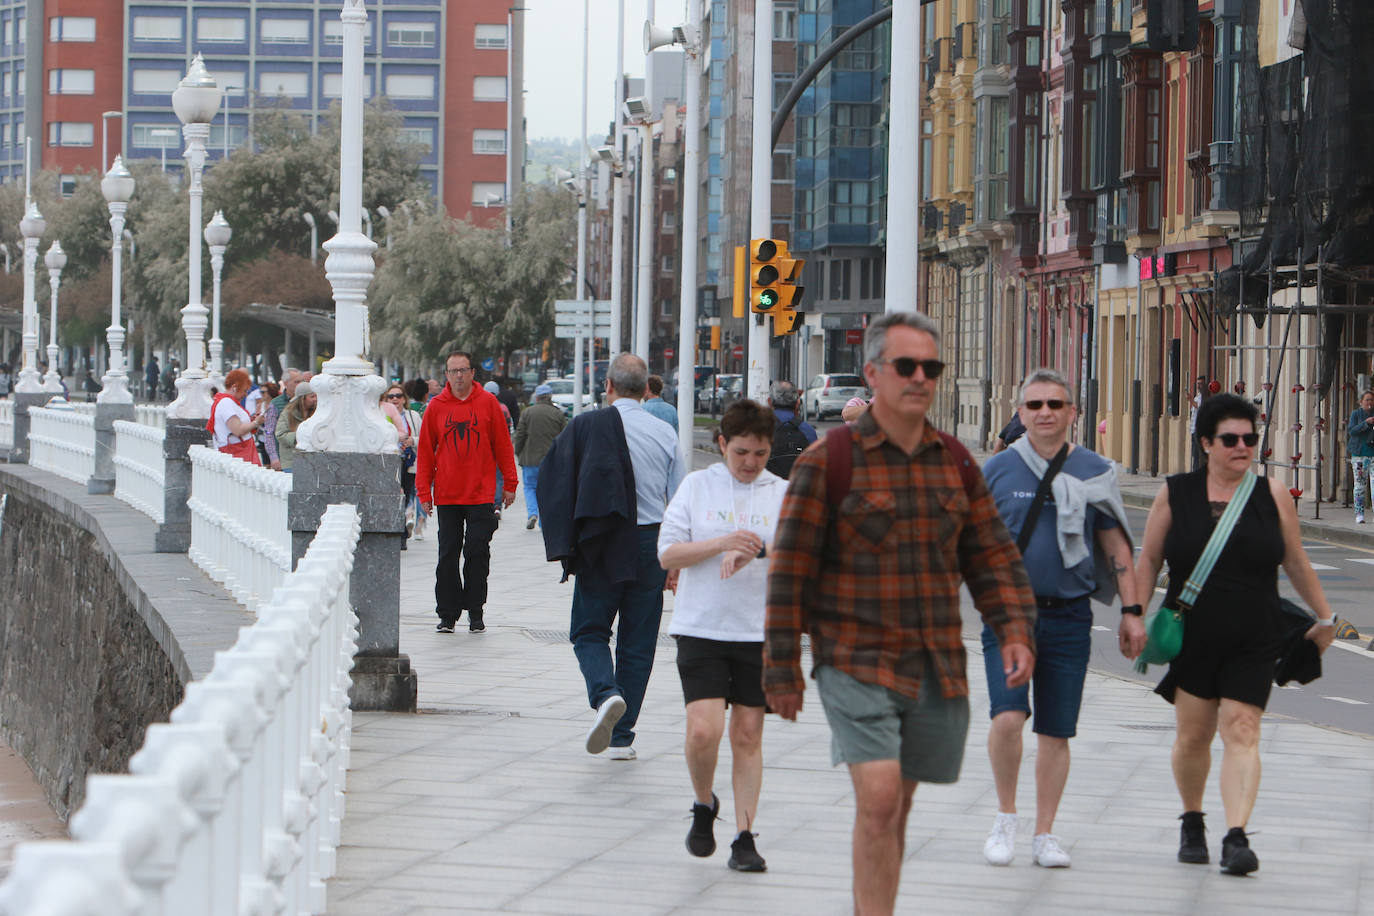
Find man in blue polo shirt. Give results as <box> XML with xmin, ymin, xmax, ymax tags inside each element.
<box><xmin>979</xmin><ymin>367</ymin><xmax>1145</xmax><ymax>869</ymax></box>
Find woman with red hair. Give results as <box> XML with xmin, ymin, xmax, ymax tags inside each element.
<box><xmin>209</xmin><ymin>368</ymin><xmax>267</xmax><ymax>465</ymax></box>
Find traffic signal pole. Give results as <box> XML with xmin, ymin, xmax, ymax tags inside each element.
<box><xmin>746</xmin><ymin>0</ymin><xmax>773</xmax><ymax>402</ymax></box>
<box><xmin>885</xmin><ymin>1</ymin><xmax>921</xmax><ymax>312</ymax></box>
<box><xmin>675</xmin><ymin>0</ymin><xmax>702</xmax><ymax>461</ymax></box>
<box><xmin>573</xmin><ymin>0</ymin><xmax>589</xmax><ymax>417</ymax></box>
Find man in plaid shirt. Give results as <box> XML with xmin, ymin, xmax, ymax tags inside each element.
<box><xmin>764</xmin><ymin>311</ymin><xmax>1037</xmax><ymax>915</ymax></box>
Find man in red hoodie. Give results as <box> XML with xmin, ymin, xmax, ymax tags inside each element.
<box><xmin>417</xmin><ymin>350</ymin><xmax>519</xmax><ymax>633</ymax></box>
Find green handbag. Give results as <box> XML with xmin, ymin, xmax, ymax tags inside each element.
<box><xmin>1134</xmin><ymin>472</ymin><xmax>1256</xmax><ymax>674</ymax></box>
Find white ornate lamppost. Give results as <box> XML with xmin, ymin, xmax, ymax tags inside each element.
<box><xmin>15</xmin><ymin>200</ymin><xmax>45</xmax><ymax>394</ymax></box>
<box><xmin>204</xmin><ymin>210</ymin><xmax>231</xmax><ymax>388</ymax></box>
<box><xmin>42</xmin><ymin>242</ymin><xmax>67</xmax><ymax>395</ymax></box>
<box><xmin>166</xmin><ymin>54</ymin><xmax>222</xmax><ymax>419</ymax></box>
<box><xmin>99</xmin><ymin>156</ymin><xmax>136</xmax><ymax>404</ymax></box>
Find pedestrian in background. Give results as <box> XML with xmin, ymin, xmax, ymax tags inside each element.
<box><xmin>382</xmin><ymin>382</ymin><xmax>421</xmax><ymax>542</ymax></box>
<box><xmin>274</xmin><ymin>381</ymin><xmax>316</xmax><ymax>471</ymax></box>
<box><xmin>512</xmin><ymin>383</ymin><xmax>567</xmax><ymax>530</ymax></box>
<box><xmin>143</xmin><ymin>355</ymin><xmax>159</xmax><ymax>401</ymax></box>
<box><xmin>209</xmin><ymin>368</ymin><xmax>265</xmax><ymax>465</ymax></box>
<box><xmin>485</xmin><ymin>380</ymin><xmax>515</xmax><ymax>517</ymax></box>
<box><xmin>659</xmin><ymin>399</ymin><xmax>785</xmax><ymax>873</ymax></box>
<box><xmin>979</xmin><ymin>368</ymin><xmax>1143</xmax><ymax>869</ymax></box>
<box><xmin>1133</xmin><ymin>393</ymin><xmax>1336</xmax><ymax>875</ymax></box>
<box><xmin>538</xmin><ymin>353</ymin><xmax>685</xmax><ymax>760</ymax></box>
<box><xmin>765</xmin><ymin>311</ymin><xmax>1036</xmax><ymax>915</ymax></box>
<box><xmin>765</xmin><ymin>380</ymin><xmax>816</xmax><ymax>479</ymax></box>
<box><xmin>417</xmin><ymin>351</ymin><xmax>518</xmax><ymax>634</ymax></box>
<box><xmin>643</xmin><ymin>375</ymin><xmax>679</xmax><ymax>433</ymax></box>
<box><xmin>1346</xmin><ymin>389</ymin><xmax>1374</xmax><ymax>524</ymax></box>
<box><xmin>263</xmin><ymin>369</ymin><xmax>302</xmax><ymax>471</ymax></box>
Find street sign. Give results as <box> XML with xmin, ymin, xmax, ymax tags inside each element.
<box><xmin>663</xmin><ymin>347</ymin><xmax>675</xmax><ymax>359</ymax></box>
<box><xmin>732</xmin><ymin>345</ymin><xmax>744</xmax><ymax>359</ymax></box>
<box><xmin>553</xmin><ymin>299</ymin><xmax>613</xmax><ymax>339</ymax></box>
<box><xmin>481</xmin><ymin>358</ymin><xmax>495</xmax><ymax>371</ymax></box>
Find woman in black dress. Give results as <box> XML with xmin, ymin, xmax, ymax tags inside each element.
<box><xmin>1134</xmin><ymin>394</ymin><xmax>1335</xmax><ymax>876</ymax></box>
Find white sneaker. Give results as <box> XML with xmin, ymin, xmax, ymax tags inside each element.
<box><xmin>1358</xmin><ymin>513</ymin><xmax>1366</xmax><ymax>524</ymax></box>
<box><xmin>983</xmin><ymin>812</ymin><xmax>1017</xmax><ymax>865</ymax></box>
<box><xmin>585</xmin><ymin>695</ymin><xmax>626</xmax><ymax>754</ymax></box>
<box><xmin>1031</xmin><ymin>833</ymin><xmax>1072</xmax><ymax>868</ymax></box>
<box><xmin>603</xmin><ymin>746</ymin><xmax>637</xmax><ymax>760</ymax></box>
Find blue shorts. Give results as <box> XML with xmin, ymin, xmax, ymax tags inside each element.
<box><xmin>981</xmin><ymin>599</ymin><xmax>1092</xmax><ymax>739</ymax></box>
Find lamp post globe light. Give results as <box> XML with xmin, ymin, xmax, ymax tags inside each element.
<box><xmin>204</xmin><ymin>210</ymin><xmax>231</xmax><ymax>388</ymax></box>
<box><xmin>167</xmin><ymin>53</ymin><xmax>222</xmax><ymax>420</ymax></box>
<box><xmin>98</xmin><ymin>155</ymin><xmax>136</xmax><ymax>404</ymax></box>
<box><xmin>14</xmin><ymin>201</ymin><xmax>46</xmax><ymax>393</ymax></box>
<box><xmin>42</xmin><ymin>241</ymin><xmax>67</xmax><ymax>395</ymax></box>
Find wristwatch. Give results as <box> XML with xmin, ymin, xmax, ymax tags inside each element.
<box><xmin>1315</xmin><ymin>617</ymin><xmax>1335</xmax><ymax>627</ymax></box>
<box><xmin>1120</xmin><ymin>604</ymin><xmax>1144</xmax><ymax>617</ymax></box>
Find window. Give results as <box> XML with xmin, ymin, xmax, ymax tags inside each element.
<box><xmin>261</xmin><ymin>19</ymin><xmax>309</xmax><ymax>43</ymax></box>
<box><xmin>322</xmin><ymin>73</ymin><xmax>373</xmax><ymax>98</ymax></box>
<box><xmin>47</xmin><ymin>122</ymin><xmax>93</xmax><ymax>147</ymax></box>
<box><xmin>472</xmin><ymin>76</ymin><xmax>506</xmax><ymax>101</ymax></box>
<box><xmin>132</xmin><ymin>124</ymin><xmax>182</xmax><ymax>148</ymax></box>
<box><xmin>1</xmin><ymin>72</ymin><xmax>9</xmax><ymax>98</ymax></box>
<box><xmin>660</xmin><ymin>299</ymin><xmax>673</xmax><ymax>317</ymax></box>
<box><xmin>661</xmin><ymin>254</ymin><xmax>675</xmax><ymax>272</ymax></box>
<box><xmin>259</xmin><ymin>71</ymin><xmax>308</xmax><ymax>97</ymax></box>
<box><xmin>197</xmin><ymin>17</ymin><xmax>245</xmax><ymax>43</ymax></box>
<box><xmin>59</xmin><ymin>175</ymin><xmax>76</xmax><ymax>198</ymax></box>
<box><xmin>387</xmin><ymin>22</ymin><xmax>434</xmax><ymax>48</ymax></box>
<box><xmin>386</xmin><ymin>73</ymin><xmax>434</xmax><ymax>99</ymax></box>
<box><xmin>48</xmin><ymin>69</ymin><xmax>94</xmax><ymax>94</ymax></box>
<box><xmin>474</xmin><ymin>24</ymin><xmax>507</xmax><ymax>49</ymax></box>
<box><xmin>662</xmin><ymin>211</ymin><xmax>675</xmax><ymax>229</ymax></box>
<box><xmin>2</xmin><ymin>19</ymin><xmax>11</xmax><ymax>47</ymax></box>
<box><xmin>322</xmin><ymin>19</ymin><xmax>372</xmax><ymax>45</ymax></box>
<box><xmin>209</xmin><ymin>123</ymin><xmax>247</xmax><ymax>150</ymax></box>
<box><xmin>472</xmin><ymin>128</ymin><xmax>505</xmax><ymax>154</ymax></box>
<box><xmin>50</xmin><ymin>17</ymin><xmax>95</xmax><ymax>42</ymax></box>
<box><xmin>131</xmin><ymin>69</ymin><xmax>182</xmax><ymax>95</ymax></box>
<box><xmin>133</xmin><ymin>16</ymin><xmax>181</xmax><ymax>42</ymax></box>
<box><xmin>398</xmin><ymin>126</ymin><xmax>433</xmax><ymax>148</ymax></box>
<box><xmin>774</xmin><ymin>3</ymin><xmax>796</xmax><ymax>39</ymax></box>
<box><xmin>471</xmin><ymin>181</ymin><xmax>504</xmax><ymax>206</ymax></box>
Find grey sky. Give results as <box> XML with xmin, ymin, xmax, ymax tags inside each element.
<box><xmin>522</xmin><ymin>0</ymin><xmax>686</xmax><ymax>143</ymax></box>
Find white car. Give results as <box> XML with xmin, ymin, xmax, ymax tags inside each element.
<box><xmin>804</xmin><ymin>373</ymin><xmax>869</xmax><ymax>420</ymax></box>
<box><xmin>543</xmin><ymin>377</ymin><xmax>594</xmax><ymax>416</ymax></box>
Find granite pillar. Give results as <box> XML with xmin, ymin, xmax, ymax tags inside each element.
<box><xmin>155</xmin><ymin>418</ymin><xmax>212</xmax><ymax>553</ymax></box>
<box><xmin>288</xmin><ymin>450</ymin><xmax>416</xmax><ymax>712</ymax></box>
<box><xmin>88</xmin><ymin>402</ymin><xmax>135</xmax><ymax>495</ymax></box>
<box><xmin>8</xmin><ymin>392</ymin><xmax>50</xmax><ymax>465</ymax></box>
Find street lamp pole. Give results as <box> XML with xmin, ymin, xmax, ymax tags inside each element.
<box><xmin>304</xmin><ymin>212</ymin><xmax>318</xmax><ymax>265</ymax></box>
<box><xmin>884</xmin><ymin>2</ymin><xmax>921</xmax><ymax>312</ymax></box>
<box><xmin>166</xmin><ymin>54</ymin><xmax>222</xmax><ymax>420</ymax></box>
<box><xmin>15</xmin><ymin>197</ymin><xmax>45</xmax><ymax>394</ymax></box>
<box><xmin>747</xmin><ymin>0</ymin><xmax>773</xmax><ymax>401</ymax></box>
<box><xmin>98</xmin><ymin>156</ymin><xmax>135</xmax><ymax>404</ymax></box>
<box><xmin>572</xmin><ymin>0</ymin><xmax>588</xmax><ymax>418</ymax></box>
<box><xmin>42</xmin><ymin>242</ymin><xmax>66</xmax><ymax>394</ymax></box>
<box><xmin>204</xmin><ymin>210</ymin><xmax>231</xmax><ymax>388</ymax></box>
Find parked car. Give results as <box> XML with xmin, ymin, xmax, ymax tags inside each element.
<box><xmin>804</xmin><ymin>373</ymin><xmax>869</xmax><ymax>420</ymax></box>
<box><xmin>698</xmin><ymin>374</ymin><xmax>744</xmax><ymax>413</ymax></box>
<box><xmin>543</xmin><ymin>377</ymin><xmax>594</xmax><ymax>416</ymax></box>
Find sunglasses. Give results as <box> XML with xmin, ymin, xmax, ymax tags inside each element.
<box><xmin>1023</xmin><ymin>399</ymin><xmax>1068</xmax><ymax>411</ymax></box>
<box><xmin>876</xmin><ymin>357</ymin><xmax>945</xmax><ymax>379</ymax></box>
<box><xmin>1214</xmin><ymin>432</ymin><xmax>1259</xmax><ymax>448</ymax></box>
<box><xmin>385</xmin><ymin>393</ymin><xmax>405</xmax><ymax>399</ymax></box>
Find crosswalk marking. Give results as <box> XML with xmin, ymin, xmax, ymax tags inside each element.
<box><xmin>1322</xmin><ymin>696</ymin><xmax>1368</xmax><ymax>705</ymax></box>
<box><xmin>1309</xmin><ymin>563</ymin><xmax>1339</xmax><ymax>570</ymax></box>
<box><xmin>1345</xmin><ymin>558</ymin><xmax>1374</xmax><ymax>565</ymax></box>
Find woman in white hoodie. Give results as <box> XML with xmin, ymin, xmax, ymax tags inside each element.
<box><xmin>659</xmin><ymin>399</ymin><xmax>789</xmax><ymax>874</ymax></box>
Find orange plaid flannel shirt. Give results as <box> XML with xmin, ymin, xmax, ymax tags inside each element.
<box><xmin>764</xmin><ymin>412</ymin><xmax>1036</xmax><ymax>701</ymax></box>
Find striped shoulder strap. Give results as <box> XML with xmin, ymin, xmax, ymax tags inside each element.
<box><xmin>1178</xmin><ymin>471</ymin><xmax>1256</xmax><ymax>610</ymax></box>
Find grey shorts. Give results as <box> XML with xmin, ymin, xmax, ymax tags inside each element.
<box><xmin>815</xmin><ymin>663</ymin><xmax>970</xmax><ymax>784</ymax></box>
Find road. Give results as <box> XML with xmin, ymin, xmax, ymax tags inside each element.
<box><xmin>690</xmin><ymin>420</ymin><xmax>1374</xmax><ymax>736</ymax></box>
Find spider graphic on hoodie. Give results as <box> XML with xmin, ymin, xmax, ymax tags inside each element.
<box><xmin>438</xmin><ymin>405</ymin><xmax>482</xmax><ymax>459</ymax></box>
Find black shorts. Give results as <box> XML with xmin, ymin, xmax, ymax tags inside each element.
<box><xmin>675</xmin><ymin>635</ymin><xmax>766</xmax><ymax>708</ymax></box>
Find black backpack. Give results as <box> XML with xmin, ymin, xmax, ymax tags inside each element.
<box><xmin>767</xmin><ymin>418</ymin><xmax>811</xmax><ymax>479</ymax></box>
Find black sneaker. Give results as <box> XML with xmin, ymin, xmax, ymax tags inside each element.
<box><xmin>469</xmin><ymin>609</ymin><xmax>486</xmax><ymax>632</ymax></box>
<box><xmin>1178</xmin><ymin>811</ymin><xmax>1208</xmax><ymax>864</ymax></box>
<box><xmin>728</xmin><ymin>831</ymin><xmax>767</xmax><ymax>872</ymax></box>
<box><xmin>436</xmin><ymin>620</ymin><xmax>455</xmax><ymax>633</ymax></box>
<box><xmin>686</xmin><ymin>793</ymin><xmax>719</xmax><ymax>857</ymax></box>
<box><xmin>1219</xmin><ymin>827</ymin><xmax>1258</xmax><ymax>876</ymax></box>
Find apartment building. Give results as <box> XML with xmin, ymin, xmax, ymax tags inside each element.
<box><xmin>0</xmin><ymin>0</ymin><xmax>515</xmax><ymax>223</ymax></box>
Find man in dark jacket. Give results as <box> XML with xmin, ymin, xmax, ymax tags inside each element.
<box><xmin>538</xmin><ymin>354</ymin><xmax>685</xmax><ymax>760</ymax></box>
<box><xmin>514</xmin><ymin>384</ymin><xmax>567</xmax><ymax>529</ymax></box>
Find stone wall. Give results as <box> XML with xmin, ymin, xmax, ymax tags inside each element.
<box><xmin>0</xmin><ymin>480</ymin><xmax>184</xmax><ymax>820</ymax></box>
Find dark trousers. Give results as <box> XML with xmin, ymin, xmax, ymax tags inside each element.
<box><xmin>570</xmin><ymin>526</ymin><xmax>666</xmax><ymax>748</ymax></box>
<box><xmin>434</xmin><ymin>504</ymin><xmax>499</xmax><ymax>622</ymax></box>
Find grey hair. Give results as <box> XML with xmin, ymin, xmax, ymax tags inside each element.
<box><xmin>769</xmin><ymin>380</ymin><xmax>800</xmax><ymax>408</ymax></box>
<box><xmin>863</xmin><ymin>311</ymin><xmax>941</xmax><ymax>365</ymax></box>
<box><xmin>1017</xmin><ymin>367</ymin><xmax>1075</xmax><ymax>405</ymax></box>
<box><xmin>607</xmin><ymin>353</ymin><xmax>648</xmax><ymax>397</ymax></box>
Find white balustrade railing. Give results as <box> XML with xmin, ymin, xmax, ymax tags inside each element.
<box><xmin>136</xmin><ymin>405</ymin><xmax>167</xmax><ymax>430</ymax></box>
<box><xmin>28</xmin><ymin>405</ymin><xmax>96</xmax><ymax>486</ymax></box>
<box><xmin>188</xmin><ymin>445</ymin><xmax>292</xmax><ymax>613</ymax></box>
<box><xmin>70</xmin><ymin>402</ymin><xmax>97</xmax><ymax>418</ymax></box>
<box><xmin>0</xmin><ymin>398</ymin><xmax>13</xmax><ymax>451</ymax></box>
<box><xmin>113</xmin><ymin>421</ymin><xmax>167</xmax><ymax>524</ymax></box>
<box><xmin>0</xmin><ymin>503</ymin><xmax>362</xmax><ymax>916</ymax></box>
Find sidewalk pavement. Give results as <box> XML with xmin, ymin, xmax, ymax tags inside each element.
<box><xmin>326</xmin><ymin>485</ymin><xmax>1374</xmax><ymax>915</ymax></box>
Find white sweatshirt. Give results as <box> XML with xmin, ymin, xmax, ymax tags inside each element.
<box><xmin>658</xmin><ymin>462</ymin><xmax>787</xmax><ymax>642</ymax></box>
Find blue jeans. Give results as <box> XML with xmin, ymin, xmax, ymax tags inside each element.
<box><xmin>521</xmin><ymin>465</ymin><xmax>540</xmax><ymax>520</ymax></box>
<box><xmin>981</xmin><ymin>598</ymin><xmax>1092</xmax><ymax>739</ymax></box>
<box><xmin>570</xmin><ymin>526</ymin><xmax>666</xmax><ymax>748</ymax></box>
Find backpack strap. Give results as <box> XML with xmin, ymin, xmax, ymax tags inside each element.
<box><xmin>938</xmin><ymin>431</ymin><xmax>979</xmax><ymax>499</ymax></box>
<box><xmin>826</xmin><ymin>425</ymin><xmax>978</xmax><ymax>507</ymax></box>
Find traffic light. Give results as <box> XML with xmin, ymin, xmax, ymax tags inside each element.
<box><xmin>772</xmin><ymin>255</ymin><xmax>805</xmax><ymax>336</ymax></box>
<box><xmin>749</xmin><ymin>238</ymin><xmax>785</xmax><ymax>313</ymax></box>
